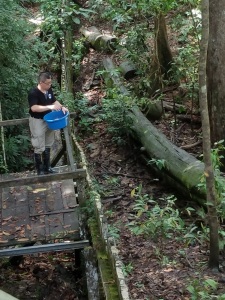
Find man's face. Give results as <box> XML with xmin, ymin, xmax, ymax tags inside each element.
<box><xmin>40</xmin><ymin>79</ymin><xmax>52</xmax><ymax>91</ymax></box>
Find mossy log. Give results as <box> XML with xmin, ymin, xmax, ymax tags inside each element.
<box><xmin>80</xmin><ymin>26</ymin><xmax>118</xmax><ymax>52</ymax></box>
<box><xmin>119</xmin><ymin>60</ymin><xmax>137</xmax><ymax>80</ymax></box>
<box><xmin>129</xmin><ymin>107</ymin><xmax>206</xmax><ymax>203</ymax></box>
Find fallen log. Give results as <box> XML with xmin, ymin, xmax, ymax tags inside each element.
<box><xmin>80</xmin><ymin>26</ymin><xmax>118</xmax><ymax>52</ymax></box>
<box><xmin>119</xmin><ymin>60</ymin><xmax>137</xmax><ymax>80</ymax></box>
<box><xmin>163</xmin><ymin>100</ymin><xmax>186</xmax><ymax>113</ymax></box>
<box><xmin>176</xmin><ymin>114</ymin><xmax>201</xmax><ymax>124</ymax></box>
<box><xmin>129</xmin><ymin>107</ymin><xmax>205</xmax><ymax>203</ymax></box>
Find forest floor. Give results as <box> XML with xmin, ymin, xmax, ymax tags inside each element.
<box><xmin>76</xmin><ymin>48</ymin><xmax>225</xmax><ymax>300</ymax></box>
<box><xmin>74</xmin><ymin>5</ymin><xmax>225</xmax><ymax>300</ymax></box>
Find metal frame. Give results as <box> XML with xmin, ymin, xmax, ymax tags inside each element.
<box><xmin>0</xmin><ymin>240</ymin><xmax>89</xmax><ymax>257</ymax></box>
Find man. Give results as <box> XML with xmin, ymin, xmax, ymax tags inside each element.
<box><xmin>28</xmin><ymin>72</ymin><xmax>68</xmax><ymax>175</ymax></box>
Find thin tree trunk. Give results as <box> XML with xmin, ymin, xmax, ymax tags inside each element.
<box><xmin>207</xmin><ymin>0</ymin><xmax>225</xmax><ymax>168</ymax></box>
<box><xmin>62</xmin><ymin>0</ymin><xmax>73</xmax><ymax>96</ymax></box>
<box><xmin>199</xmin><ymin>0</ymin><xmax>219</xmax><ymax>269</ymax></box>
<box><xmin>155</xmin><ymin>13</ymin><xmax>173</xmax><ymax>77</ymax></box>
<box><xmin>0</xmin><ymin>100</ymin><xmax>7</xmax><ymax>169</ymax></box>
<box><xmin>149</xmin><ymin>13</ymin><xmax>174</xmax><ymax>95</ymax></box>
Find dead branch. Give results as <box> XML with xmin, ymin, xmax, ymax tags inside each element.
<box><xmin>180</xmin><ymin>140</ymin><xmax>202</xmax><ymax>150</ymax></box>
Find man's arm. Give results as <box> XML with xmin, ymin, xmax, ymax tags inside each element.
<box><xmin>31</xmin><ymin>102</ymin><xmax>68</xmax><ymax>113</ymax></box>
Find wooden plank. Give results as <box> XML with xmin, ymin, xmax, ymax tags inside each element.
<box><xmin>46</xmin><ymin>214</ymin><xmax>65</xmax><ymax>237</ymax></box>
<box><xmin>1</xmin><ymin>185</ymin><xmax>30</xmax><ymax>244</ymax></box>
<box><xmin>0</xmin><ymin>167</ymin><xmax>82</xmax><ymax>245</ymax></box>
<box><xmin>45</xmin><ymin>181</ymin><xmax>63</xmax><ymax>212</ymax></box>
<box><xmin>0</xmin><ymin>169</ymin><xmax>86</xmax><ymax>188</ymax></box>
<box><xmin>30</xmin><ymin>216</ymin><xmax>46</xmax><ymax>240</ymax></box>
<box><xmin>28</xmin><ymin>183</ymin><xmax>48</xmax><ymax>216</ymax></box>
<box><xmin>60</xmin><ymin>179</ymin><xmax>80</xmax><ymax>234</ymax></box>
<box><xmin>27</xmin><ymin>182</ymin><xmax>49</xmax><ymax>241</ymax></box>
<box><xmin>63</xmin><ymin>211</ymin><xmax>79</xmax><ymax>234</ymax></box>
<box><xmin>0</xmin><ymin>112</ymin><xmax>77</xmax><ymax>127</ymax></box>
<box><xmin>28</xmin><ymin>179</ymin><xmax>80</xmax><ymax>241</ymax></box>
<box><xmin>29</xmin><ymin>207</ymin><xmax>78</xmax><ymax>217</ymax></box>
<box><xmin>61</xmin><ymin>179</ymin><xmax>78</xmax><ymax>207</ymax></box>
<box><xmin>0</xmin><ymin>118</ymin><xmax>29</xmax><ymax>126</ymax></box>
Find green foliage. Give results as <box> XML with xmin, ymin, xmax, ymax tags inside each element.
<box><xmin>0</xmin><ymin>0</ymin><xmax>47</xmax><ymax>172</ymax></box>
<box><xmin>107</xmin><ymin>224</ymin><xmax>120</xmax><ymax>240</ymax></box>
<box><xmin>91</xmin><ymin>0</ymin><xmax>177</xmax><ymax>26</ymax></box>
<box><xmin>102</xmin><ymin>88</ymin><xmax>133</xmax><ymax>144</ymax></box>
<box><xmin>40</xmin><ymin>0</ymin><xmax>94</xmax><ymax>37</ymax></box>
<box><xmin>93</xmin><ymin>0</ymin><xmax>201</xmax><ymax>102</ymax></box>
<box><xmin>187</xmin><ymin>278</ymin><xmax>225</xmax><ymax>300</ymax></box>
<box><xmin>147</xmin><ymin>158</ymin><xmax>166</xmax><ymax>170</ymax></box>
<box><xmin>121</xmin><ymin>262</ymin><xmax>133</xmax><ymax>277</ymax></box>
<box><xmin>104</xmin><ymin>175</ymin><xmax>120</xmax><ymax>187</ymax></box>
<box><xmin>73</xmin><ymin>94</ymin><xmax>96</xmax><ymax>133</ymax></box>
<box><xmin>38</xmin><ymin>0</ymin><xmax>94</xmax><ymax>78</ymax></box>
<box><xmin>182</xmin><ymin>222</ymin><xmax>209</xmax><ymax>247</ymax></box>
<box><xmin>0</xmin><ymin>155</ymin><xmax>8</xmax><ymax>173</ymax></box>
<box><xmin>128</xmin><ymin>192</ymin><xmax>185</xmax><ymax>239</ymax></box>
<box><xmin>121</xmin><ymin>24</ymin><xmax>155</xmax><ymax>95</ymax></box>
<box><xmin>0</xmin><ymin>0</ymin><xmax>40</xmax><ymax>119</ymax></box>
<box><xmin>72</xmin><ymin>38</ymin><xmax>88</xmax><ymax>76</ymax></box>
<box><xmin>80</xmin><ymin>190</ymin><xmax>96</xmax><ymax>216</ymax></box>
<box><xmin>57</xmin><ymin>91</ymin><xmax>75</xmax><ymax>112</ymax></box>
<box><xmin>4</xmin><ymin>134</ymin><xmax>32</xmax><ymax>171</ymax></box>
<box><xmin>20</xmin><ymin>0</ymin><xmax>39</xmax><ymax>4</ymax></box>
<box><xmin>170</xmin><ymin>5</ymin><xmax>201</xmax><ymax>105</ymax></box>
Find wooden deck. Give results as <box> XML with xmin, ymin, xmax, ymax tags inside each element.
<box><xmin>0</xmin><ymin>167</ymin><xmax>81</xmax><ymax>249</ymax></box>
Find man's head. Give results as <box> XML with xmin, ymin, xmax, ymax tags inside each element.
<box><xmin>38</xmin><ymin>72</ymin><xmax>52</xmax><ymax>91</ymax></box>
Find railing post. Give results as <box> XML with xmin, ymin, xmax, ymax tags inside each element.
<box><xmin>63</xmin><ymin>121</ymin><xmax>76</xmax><ymax>171</ymax></box>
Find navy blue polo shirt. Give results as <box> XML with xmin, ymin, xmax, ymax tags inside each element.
<box><xmin>28</xmin><ymin>87</ymin><xmax>56</xmax><ymax>119</ymax></box>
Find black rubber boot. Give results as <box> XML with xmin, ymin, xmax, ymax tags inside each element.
<box><xmin>43</xmin><ymin>148</ymin><xmax>56</xmax><ymax>174</ymax></box>
<box><xmin>34</xmin><ymin>153</ymin><xmax>44</xmax><ymax>175</ymax></box>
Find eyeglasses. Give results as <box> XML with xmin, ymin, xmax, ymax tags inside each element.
<box><xmin>42</xmin><ymin>81</ymin><xmax>52</xmax><ymax>86</ymax></box>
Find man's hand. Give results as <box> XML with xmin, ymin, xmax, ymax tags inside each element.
<box><xmin>52</xmin><ymin>101</ymin><xmax>62</xmax><ymax>111</ymax></box>
<box><xmin>62</xmin><ymin>106</ymin><xmax>69</xmax><ymax>114</ymax></box>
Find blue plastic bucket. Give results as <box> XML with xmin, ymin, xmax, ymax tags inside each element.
<box><xmin>43</xmin><ymin>110</ymin><xmax>69</xmax><ymax>130</ymax></box>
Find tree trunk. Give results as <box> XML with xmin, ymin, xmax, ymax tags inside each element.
<box><xmin>207</xmin><ymin>0</ymin><xmax>225</xmax><ymax>163</ymax></box>
<box><xmin>0</xmin><ymin>100</ymin><xmax>7</xmax><ymax>170</ymax></box>
<box><xmin>62</xmin><ymin>0</ymin><xmax>74</xmax><ymax>96</ymax></box>
<box><xmin>155</xmin><ymin>13</ymin><xmax>173</xmax><ymax>77</ymax></box>
<box><xmin>149</xmin><ymin>13</ymin><xmax>173</xmax><ymax>95</ymax></box>
<box><xmin>200</xmin><ymin>0</ymin><xmax>219</xmax><ymax>270</ymax></box>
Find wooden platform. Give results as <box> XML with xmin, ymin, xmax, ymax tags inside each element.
<box><xmin>0</xmin><ymin>167</ymin><xmax>80</xmax><ymax>248</ymax></box>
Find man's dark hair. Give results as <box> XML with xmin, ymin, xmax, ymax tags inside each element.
<box><xmin>38</xmin><ymin>72</ymin><xmax>52</xmax><ymax>83</ymax></box>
